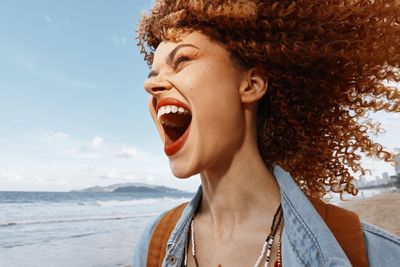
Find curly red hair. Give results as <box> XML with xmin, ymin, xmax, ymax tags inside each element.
<box><xmin>137</xmin><ymin>0</ymin><xmax>400</xmax><ymax>198</ymax></box>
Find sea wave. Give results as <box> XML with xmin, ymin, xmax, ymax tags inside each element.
<box><xmin>2</xmin><ymin>232</ymin><xmax>100</xmax><ymax>248</ymax></box>
<box><xmin>0</xmin><ymin>213</ymin><xmax>159</xmax><ymax>228</ymax></box>
<box><xmin>94</xmin><ymin>197</ymin><xmax>190</xmax><ymax>207</ymax></box>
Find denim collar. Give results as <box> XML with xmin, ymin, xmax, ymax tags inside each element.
<box><xmin>273</xmin><ymin>165</ymin><xmax>351</xmax><ymax>266</ymax></box>
<box><xmin>164</xmin><ymin>165</ymin><xmax>351</xmax><ymax>266</ymax></box>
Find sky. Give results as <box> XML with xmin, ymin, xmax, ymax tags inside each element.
<box><xmin>0</xmin><ymin>1</ymin><xmax>399</xmax><ymax>192</ymax></box>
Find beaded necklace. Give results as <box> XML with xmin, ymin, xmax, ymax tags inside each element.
<box><xmin>183</xmin><ymin>204</ymin><xmax>283</xmax><ymax>267</ymax></box>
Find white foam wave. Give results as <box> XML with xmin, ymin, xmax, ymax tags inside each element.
<box><xmin>94</xmin><ymin>197</ymin><xmax>191</xmax><ymax>207</ymax></box>
<box><xmin>0</xmin><ymin>214</ymin><xmax>160</xmax><ymax>228</ymax></box>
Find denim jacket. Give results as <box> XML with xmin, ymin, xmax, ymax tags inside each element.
<box><xmin>132</xmin><ymin>166</ymin><xmax>400</xmax><ymax>267</ymax></box>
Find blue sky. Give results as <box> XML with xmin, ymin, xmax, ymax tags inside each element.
<box><xmin>0</xmin><ymin>0</ymin><xmax>398</xmax><ymax>192</ymax></box>
<box><xmin>0</xmin><ymin>0</ymin><xmax>199</xmax><ymax>192</ymax></box>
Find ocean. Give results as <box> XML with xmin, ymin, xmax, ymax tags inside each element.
<box><xmin>0</xmin><ymin>191</ymin><xmax>194</xmax><ymax>267</ymax></box>
<box><xmin>0</xmin><ymin>188</ymin><xmax>388</xmax><ymax>267</ymax></box>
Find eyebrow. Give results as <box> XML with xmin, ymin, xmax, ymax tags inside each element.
<box><xmin>147</xmin><ymin>43</ymin><xmax>199</xmax><ymax>79</ymax></box>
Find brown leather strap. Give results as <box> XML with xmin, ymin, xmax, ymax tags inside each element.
<box><xmin>309</xmin><ymin>198</ymin><xmax>369</xmax><ymax>267</ymax></box>
<box><xmin>147</xmin><ymin>199</ymin><xmax>368</xmax><ymax>267</ymax></box>
<box><xmin>146</xmin><ymin>202</ymin><xmax>188</xmax><ymax>267</ymax></box>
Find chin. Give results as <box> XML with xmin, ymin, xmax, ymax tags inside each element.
<box><xmin>169</xmin><ymin>160</ymin><xmax>200</xmax><ymax>179</ymax></box>
<box><xmin>170</xmin><ymin>166</ymin><xmax>195</xmax><ymax>179</ymax></box>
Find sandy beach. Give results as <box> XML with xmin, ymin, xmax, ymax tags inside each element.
<box><xmin>339</xmin><ymin>192</ymin><xmax>400</xmax><ymax>236</ymax></box>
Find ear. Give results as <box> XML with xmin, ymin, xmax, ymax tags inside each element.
<box><xmin>239</xmin><ymin>69</ymin><xmax>268</xmax><ymax>104</ymax></box>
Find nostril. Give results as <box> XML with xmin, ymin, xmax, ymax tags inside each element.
<box><xmin>152</xmin><ymin>87</ymin><xmax>166</xmax><ymax>92</ymax></box>
<box><xmin>144</xmin><ymin>79</ymin><xmax>172</xmax><ymax>95</ymax></box>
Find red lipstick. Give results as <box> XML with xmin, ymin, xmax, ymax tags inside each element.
<box><xmin>164</xmin><ymin>127</ymin><xmax>190</xmax><ymax>156</ymax></box>
<box><xmin>156</xmin><ymin>98</ymin><xmax>191</xmax><ymax>113</ymax></box>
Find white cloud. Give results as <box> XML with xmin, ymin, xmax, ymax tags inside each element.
<box><xmin>91</xmin><ymin>136</ymin><xmax>104</xmax><ymax>148</ymax></box>
<box><xmin>117</xmin><ymin>147</ymin><xmax>144</xmax><ymax>159</ymax></box>
<box><xmin>36</xmin><ymin>127</ymin><xmax>70</xmax><ymax>142</ymax></box>
<box><xmin>15</xmin><ymin>54</ymin><xmax>34</xmax><ymax>69</ymax></box>
<box><xmin>99</xmin><ymin>169</ymin><xmax>138</xmax><ymax>180</ymax></box>
<box><xmin>44</xmin><ymin>16</ymin><xmax>52</xmax><ymax>23</ymax></box>
<box><xmin>53</xmin><ymin>132</ymin><xmax>69</xmax><ymax>139</ymax></box>
<box><xmin>0</xmin><ymin>171</ymin><xmax>26</xmax><ymax>182</ymax></box>
<box><xmin>111</xmin><ymin>36</ymin><xmax>127</xmax><ymax>45</ymax></box>
<box><xmin>0</xmin><ymin>123</ymin><xmax>200</xmax><ymax>192</ymax></box>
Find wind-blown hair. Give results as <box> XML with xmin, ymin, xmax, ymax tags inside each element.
<box><xmin>137</xmin><ymin>0</ymin><xmax>400</xmax><ymax>198</ymax></box>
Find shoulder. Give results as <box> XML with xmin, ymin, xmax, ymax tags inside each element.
<box><xmin>321</xmin><ymin>202</ymin><xmax>400</xmax><ymax>265</ymax></box>
<box><xmin>361</xmin><ymin>221</ymin><xmax>400</xmax><ymax>266</ymax></box>
<box><xmin>321</xmin><ymin>201</ymin><xmax>400</xmax><ymax>265</ymax></box>
<box><xmin>132</xmin><ymin>211</ymin><xmax>166</xmax><ymax>267</ymax></box>
<box><xmin>131</xmin><ymin>202</ymin><xmax>189</xmax><ymax>267</ymax></box>
<box><xmin>362</xmin><ymin>221</ymin><xmax>400</xmax><ymax>245</ymax></box>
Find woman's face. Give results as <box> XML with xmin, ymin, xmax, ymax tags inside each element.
<box><xmin>144</xmin><ymin>30</ymin><xmax>248</xmax><ymax>178</ymax></box>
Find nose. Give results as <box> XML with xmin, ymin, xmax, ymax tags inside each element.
<box><xmin>144</xmin><ymin>77</ymin><xmax>173</xmax><ymax>96</ymax></box>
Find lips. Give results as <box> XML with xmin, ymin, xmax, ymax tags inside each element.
<box><xmin>156</xmin><ymin>98</ymin><xmax>192</xmax><ymax>156</ymax></box>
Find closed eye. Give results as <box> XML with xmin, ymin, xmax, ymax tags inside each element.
<box><xmin>172</xmin><ymin>56</ymin><xmax>190</xmax><ymax>69</ymax></box>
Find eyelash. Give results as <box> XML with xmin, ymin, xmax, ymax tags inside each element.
<box><xmin>172</xmin><ymin>56</ymin><xmax>190</xmax><ymax>69</ymax></box>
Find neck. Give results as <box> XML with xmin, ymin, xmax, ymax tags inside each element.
<box><xmin>197</xmin><ymin>133</ymin><xmax>281</xmax><ymax>237</ymax></box>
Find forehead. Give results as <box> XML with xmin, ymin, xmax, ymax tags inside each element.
<box><xmin>152</xmin><ymin>30</ymin><xmax>227</xmax><ymax>66</ymax></box>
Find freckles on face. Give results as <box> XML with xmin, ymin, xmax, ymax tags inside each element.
<box><xmin>144</xmin><ymin>31</ymin><xmax>246</xmax><ymax>177</ymax></box>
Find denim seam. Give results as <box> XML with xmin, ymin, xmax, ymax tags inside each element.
<box><xmin>166</xmin><ymin>204</ymin><xmax>196</xmax><ymax>260</ymax></box>
<box><xmin>168</xmin><ymin>216</ymin><xmax>189</xmax><ymax>247</ymax></box>
<box><xmin>161</xmin><ymin>212</ymin><xmax>192</xmax><ymax>266</ymax></box>
<box><xmin>167</xmin><ymin>189</ymin><xmax>202</xmax><ymax>250</ymax></box>
<box><xmin>282</xmin><ymin>191</ymin><xmax>325</xmax><ymax>266</ymax></box>
<box><xmin>285</xmin><ymin>229</ymin><xmax>308</xmax><ymax>266</ymax></box>
<box><xmin>362</xmin><ymin>223</ymin><xmax>400</xmax><ymax>245</ymax></box>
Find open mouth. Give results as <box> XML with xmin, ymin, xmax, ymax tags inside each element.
<box><xmin>156</xmin><ymin>99</ymin><xmax>192</xmax><ymax>156</ymax></box>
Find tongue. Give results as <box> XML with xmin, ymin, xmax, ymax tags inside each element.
<box><xmin>164</xmin><ymin>125</ymin><xmax>187</xmax><ymax>143</ymax></box>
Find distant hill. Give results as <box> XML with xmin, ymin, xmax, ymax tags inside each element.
<box><xmin>71</xmin><ymin>183</ymin><xmax>188</xmax><ymax>194</ymax></box>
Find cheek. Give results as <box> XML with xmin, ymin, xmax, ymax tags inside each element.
<box><xmin>193</xmin><ymin>81</ymin><xmax>244</xmax><ymax>144</ymax></box>
<box><xmin>182</xmin><ymin>65</ymin><xmax>243</xmax><ymax>129</ymax></box>
<box><xmin>148</xmin><ymin>98</ymin><xmax>157</xmax><ymax>122</ymax></box>
<box><xmin>148</xmin><ymin>97</ymin><xmax>165</xmax><ymax>139</ymax></box>
<box><xmin>182</xmin><ymin>63</ymin><xmax>241</xmax><ymax>105</ymax></box>
<box><xmin>194</xmin><ymin>77</ymin><xmax>242</xmax><ymax>119</ymax></box>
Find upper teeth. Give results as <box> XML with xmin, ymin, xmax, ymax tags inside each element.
<box><xmin>157</xmin><ymin>105</ymin><xmax>189</xmax><ymax>118</ymax></box>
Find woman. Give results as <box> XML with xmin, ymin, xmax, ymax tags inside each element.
<box><xmin>133</xmin><ymin>1</ymin><xmax>400</xmax><ymax>266</ymax></box>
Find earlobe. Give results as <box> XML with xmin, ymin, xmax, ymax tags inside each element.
<box><xmin>240</xmin><ymin>69</ymin><xmax>268</xmax><ymax>104</ymax></box>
